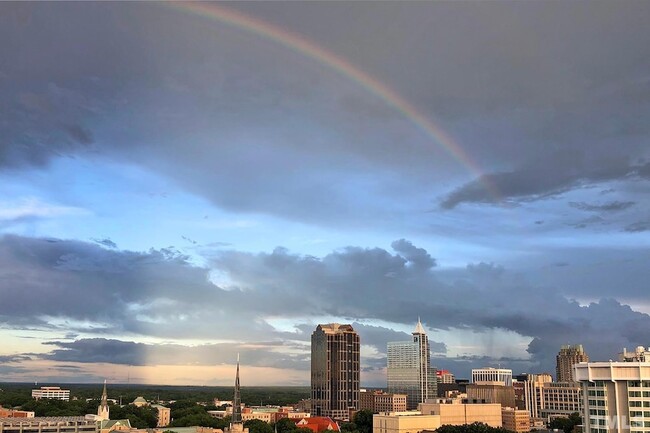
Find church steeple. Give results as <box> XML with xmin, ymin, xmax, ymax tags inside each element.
<box><xmin>231</xmin><ymin>354</ymin><xmax>242</xmax><ymax>425</ymax></box>
<box><xmin>97</xmin><ymin>379</ymin><xmax>110</xmax><ymax>420</ymax></box>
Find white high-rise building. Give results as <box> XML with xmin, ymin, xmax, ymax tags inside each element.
<box><xmin>387</xmin><ymin>319</ymin><xmax>437</xmax><ymax>410</ymax></box>
<box><xmin>472</xmin><ymin>368</ymin><xmax>513</xmax><ymax>386</ymax></box>
<box><xmin>575</xmin><ymin>362</ymin><xmax>650</xmax><ymax>433</ymax></box>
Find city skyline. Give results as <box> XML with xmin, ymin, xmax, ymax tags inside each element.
<box><xmin>1</xmin><ymin>1</ymin><xmax>650</xmax><ymax>386</ymax></box>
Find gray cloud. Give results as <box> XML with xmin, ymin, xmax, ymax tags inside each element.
<box><xmin>42</xmin><ymin>338</ymin><xmax>310</xmax><ymax>370</ymax></box>
<box><xmin>441</xmin><ymin>154</ymin><xmax>640</xmax><ymax>209</ymax></box>
<box><xmin>2</xmin><ymin>234</ymin><xmax>650</xmax><ymax>377</ymax></box>
<box><xmin>569</xmin><ymin>201</ymin><xmax>636</xmax><ymax>212</ymax></box>
<box><xmin>625</xmin><ymin>220</ymin><xmax>650</xmax><ymax>232</ymax></box>
<box><xmin>0</xmin><ymin>2</ymin><xmax>649</xmax><ymax>224</ymax></box>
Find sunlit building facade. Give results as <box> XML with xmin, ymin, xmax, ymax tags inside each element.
<box><xmin>311</xmin><ymin>323</ymin><xmax>360</xmax><ymax>420</ymax></box>
<box><xmin>387</xmin><ymin>319</ymin><xmax>437</xmax><ymax>410</ymax></box>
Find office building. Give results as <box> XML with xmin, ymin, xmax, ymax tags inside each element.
<box><xmin>373</xmin><ymin>412</ymin><xmax>441</xmax><ymax>433</ymax></box>
<box><xmin>360</xmin><ymin>391</ymin><xmax>407</xmax><ymax>413</ymax></box>
<box><xmin>418</xmin><ymin>401</ymin><xmax>503</xmax><ymax>427</ymax></box>
<box><xmin>556</xmin><ymin>345</ymin><xmax>589</xmax><ymax>382</ymax></box>
<box><xmin>387</xmin><ymin>319</ymin><xmax>437</xmax><ymax>410</ymax></box>
<box><xmin>501</xmin><ymin>408</ymin><xmax>531</xmax><ymax>433</ymax></box>
<box><xmin>311</xmin><ymin>324</ymin><xmax>360</xmax><ymax>420</ymax></box>
<box><xmin>574</xmin><ymin>361</ymin><xmax>650</xmax><ymax>433</ymax></box>
<box><xmin>472</xmin><ymin>368</ymin><xmax>513</xmax><ymax>386</ymax></box>
<box><xmin>466</xmin><ymin>382</ymin><xmax>516</xmax><ymax>408</ymax></box>
<box><xmin>31</xmin><ymin>387</ymin><xmax>70</xmax><ymax>401</ymax></box>
<box><xmin>520</xmin><ymin>373</ymin><xmax>582</xmax><ymax>421</ymax></box>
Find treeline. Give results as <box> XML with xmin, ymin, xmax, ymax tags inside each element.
<box><xmin>0</xmin><ymin>383</ymin><xmax>309</xmax><ymax>408</ymax></box>
<box><xmin>435</xmin><ymin>423</ymin><xmax>514</xmax><ymax>433</ymax></box>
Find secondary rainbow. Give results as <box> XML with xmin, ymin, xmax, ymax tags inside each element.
<box><xmin>165</xmin><ymin>2</ymin><xmax>498</xmax><ymax>199</ymax></box>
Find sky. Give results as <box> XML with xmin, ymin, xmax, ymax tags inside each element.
<box><xmin>1</xmin><ymin>1</ymin><xmax>650</xmax><ymax>387</ymax></box>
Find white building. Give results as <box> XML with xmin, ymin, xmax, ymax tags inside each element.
<box><xmin>472</xmin><ymin>368</ymin><xmax>513</xmax><ymax>387</ymax></box>
<box><xmin>620</xmin><ymin>347</ymin><xmax>650</xmax><ymax>363</ymax></box>
<box><xmin>574</xmin><ymin>361</ymin><xmax>650</xmax><ymax>433</ymax></box>
<box><xmin>31</xmin><ymin>387</ymin><xmax>70</xmax><ymax>401</ymax></box>
<box><xmin>387</xmin><ymin>319</ymin><xmax>437</xmax><ymax>410</ymax></box>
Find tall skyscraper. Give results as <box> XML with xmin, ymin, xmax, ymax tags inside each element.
<box><xmin>387</xmin><ymin>319</ymin><xmax>437</xmax><ymax>410</ymax></box>
<box><xmin>311</xmin><ymin>323</ymin><xmax>360</xmax><ymax>420</ymax></box>
<box><xmin>556</xmin><ymin>344</ymin><xmax>589</xmax><ymax>382</ymax></box>
<box><xmin>97</xmin><ymin>380</ymin><xmax>109</xmax><ymax>421</ymax></box>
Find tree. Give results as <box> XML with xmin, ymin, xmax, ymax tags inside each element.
<box><xmin>353</xmin><ymin>410</ymin><xmax>373</xmax><ymax>433</ymax></box>
<box><xmin>275</xmin><ymin>418</ymin><xmax>299</xmax><ymax>433</ymax></box>
<box><xmin>244</xmin><ymin>419</ymin><xmax>274</xmax><ymax>433</ymax></box>
<box><xmin>549</xmin><ymin>413</ymin><xmax>582</xmax><ymax>433</ymax></box>
<box><xmin>436</xmin><ymin>422</ymin><xmax>514</xmax><ymax>433</ymax></box>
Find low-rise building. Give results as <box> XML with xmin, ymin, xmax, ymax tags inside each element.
<box><xmin>152</xmin><ymin>405</ymin><xmax>171</xmax><ymax>427</ymax></box>
<box><xmin>501</xmin><ymin>408</ymin><xmax>530</xmax><ymax>433</ymax></box>
<box><xmin>295</xmin><ymin>417</ymin><xmax>340</xmax><ymax>433</ymax></box>
<box><xmin>360</xmin><ymin>391</ymin><xmax>407</xmax><ymax>413</ymax></box>
<box><xmin>0</xmin><ymin>417</ymin><xmax>96</xmax><ymax>433</ymax></box>
<box><xmin>418</xmin><ymin>402</ymin><xmax>503</xmax><ymax>428</ymax></box>
<box><xmin>373</xmin><ymin>412</ymin><xmax>441</xmax><ymax>433</ymax></box>
<box><xmin>0</xmin><ymin>408</ymin><xmax>34</xmax><ymax>418</ymax></box>
<box><xmin>31</xmin><ymin>387</ymin><xmax>70</xmax><ymax>401</ymax></box>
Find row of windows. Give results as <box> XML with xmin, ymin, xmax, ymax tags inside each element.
<box><xmin>590</xmin><ymin>400</ymin><xmax>606</xmax><ymax>406</ymax></box>
<box><xmin>629</xmin><ymin>381</ymin><xmax>650</xmax><ymax>388</ymax></box>
<box><xmin>589</xmin><ymin>390</ymin><xmax>606</xmax><ymax>396</ymax></box>
<box><xmin>590</xmin><ymin>409</ymin><xmax>607</xmax><ymax>416</ymax></box>
<box><xmin>630</xmin><ymin>401</ymin><xmax>650</xmax><ymax>408</ymax></box>
<box><xmin>631</xmin><ymin>421</ymin><xmax>650</xmax><ymax>427</ymax></box>
<box><xmin>629</xmin><ymin>391</ymin><xmax>650</xmax><ymax>397</ymax></box>
<box><xmin>630</xmin><ymin>411</ymin><xmax>650</xmax><ymax>418</ymax></box>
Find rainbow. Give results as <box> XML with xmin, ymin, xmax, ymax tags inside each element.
<box><xmin>164</xmin><ymin>2</ymin><xmax>497</xmax><ymax>200</ymax></box>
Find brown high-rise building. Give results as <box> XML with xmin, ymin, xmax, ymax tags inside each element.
<box><xmin>556</xmin><ymin>344</ymin><xmax>589</xmax><ymax>382</ymax></box>
<box><xmin>311</xmin><ymin>323</ymin><xmax>360</xmax><ymax>420</ymax></box>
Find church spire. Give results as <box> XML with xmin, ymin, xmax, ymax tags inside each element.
<box><xmin>231</xmin><ymin>354</ymin><xmax>242</xmax><ymax>425</ymax></box>
<box><xmin>97</xmin><ymin>379</ymin><xmax>110</xmax><ymax>420</ymax></box>
<box><xmin>101</xmin><ymin>379</ymin><xmax>108</xmax><ymax>406</ymax></box>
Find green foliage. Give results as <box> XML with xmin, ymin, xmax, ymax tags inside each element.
<box><xmin>168</xmin><ymin>401</ymin><xmax>229</xmax><ymax>428</ymax></box>
<box><xmin>0</xmin><ymin>383</ymin><xmax>309</xmax><ymax>407</ymax></box>
<box><xmin>275</xmin><ymin>418</ymin><xmax>300</xmax><ymax>433</ymax></box>
<box><xmin>110</xmin><ymin>403</ymin><xmax>159</xmax><ymax>429</ymax></box>
<box><xmin>18</xmin><ymin>398</ymin><xmax>96</xmax><ymax>417</ymax></box>
<box><xmin>340</xmin><ymin>422</ymin><xmax>360</xmax><ymax>433</ymax></box>
<box><xmin>549</xmin><ymin>413</ymin><xmax>582</xmax><ymax>433</ymax></box>
<box><xmin>244</xmin><ymin>419</ymin><xmax>274</xmax><ymax>433</ymax></box>
<box><xmin>353</xmin><ymin>410</ymin><xmax>373</xmax><ymax>433</ymax></box>
<box><xmin>436</xmin><ymin>422</ymin><xmax>514</xmax><ymax>433</ymax></box>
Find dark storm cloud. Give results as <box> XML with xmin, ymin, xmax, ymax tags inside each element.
<box><xmin>1</xmin><ymin>2</ymin><xmax>649</xmax><ymax>222</ymax></box>
<box><xmin>41</xmin><ymin>338</ymin><xmax>309</xmax><ymax>370</ymax></box>
<box><xmin>441</xmin><ymin>155</ymin><xmax>641</xmax><ymax>208</ymax></box>
<box><xmin>2</xmin><ymin>234</ymin><xmax>650</xmax><ymax>373</ymax></box>
<box><xmin>569</xmin><ymin>201</ymin><xmax>636</xmax><ymax>212</ymax></box>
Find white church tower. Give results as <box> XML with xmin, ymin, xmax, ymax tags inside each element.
<box><xmin>97</xmin><ymin>380</ymin><xmax>110</xmax><ymax>421</ymax></box>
